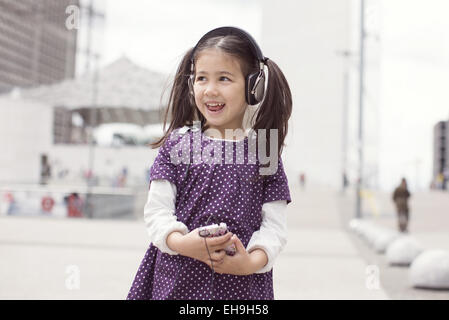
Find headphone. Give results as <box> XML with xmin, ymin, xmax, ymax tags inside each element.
<box><xmin>188</xmin><ymin>26</ymin><xmax>269</xmax><ymax>106</ymax></box>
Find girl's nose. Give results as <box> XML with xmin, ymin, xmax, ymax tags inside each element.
<box><xmin>204</xmin><ymin>82</ymin><xmax>219</xmax><ymax>96</ymax></box>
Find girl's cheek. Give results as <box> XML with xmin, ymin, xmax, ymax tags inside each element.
<box><xmin>195</xmin><ymin>87</ymin><xmax>204</xmax><ymax>98</ymax></box>
<box><xmin>193</xmin><ymin>91</ymin><xmax>201</xmax><ymax>103</ymax></box>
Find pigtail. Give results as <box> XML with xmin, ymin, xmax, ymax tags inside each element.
<box><xmin>150</xmin><ymin>48</ymin><xmax>198</xmax><ymax>149</ymax></box>
<box><xmin>251</xmin><ymin>59</ymin><xmax>292</xmax><ymax>158</ymax></box>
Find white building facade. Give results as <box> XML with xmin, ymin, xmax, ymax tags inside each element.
<box><xmin>260</xmin><ymin>0</ymin><xmax>380</xmax><ymax>189</ymax></box>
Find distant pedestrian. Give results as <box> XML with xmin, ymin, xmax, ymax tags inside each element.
<box><xmin>40</xmin><ymin>162</ymin><xmax>51</xmax><ymax>185</ymax></box>
<box><xmin>443</xmin><ymin>168</ymin><xmax>449</xmax><ymax>190</ymax></box>
<box><xmin>299</xmin><ymin>172</ymin><xmax>306</xmax><ymax>190</ymax></box>
<box><xmin>2</xmin><ymin>192</ymin><xmax>17</xmax><ymax>215</ymax></box>
<box><xmin>118</xmin><ymin>167</ymin><xmax>128</xmax><ymax>187</ymax></box>
<box><xmin>65</xmin><ymin>193</ymin><xmax>84</xmax><ymax>218</ymax></box>
<box><xmin>343</xmin><ymin>172</ymin><xmax>349</xmax><ymax>188</ymax></box>
<box><xmin>436</xmin><ymin>173</ymin><xmax>444</xmax><ymax>189</ymax></box>
<box><xmin>392</xmin><ymin>178</ymin><xmax>411</xmax><ymax>233</ymax></box>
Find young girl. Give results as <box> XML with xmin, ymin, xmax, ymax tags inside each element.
<box><xmin>127</xmin><ymin>26</ymin><xmax>292</xmax><ymax>300</ymax></box>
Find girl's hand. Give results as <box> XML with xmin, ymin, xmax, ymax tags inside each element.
<box><xmin>167</xmin><ymin>229</ymin><xmax>234</xmax><ymax>266</ymax></box>
<box><xmin>207</xmin><ymin>235</ymin><xmax>268</xmax><ymax>276</ymax></box>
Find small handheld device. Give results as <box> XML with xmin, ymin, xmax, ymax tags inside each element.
<box><xmin>198</xmin><ymin>222</ymin><xmax>236</xmax><ymax>256</ymax></box>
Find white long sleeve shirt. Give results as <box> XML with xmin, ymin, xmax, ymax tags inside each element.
<box><xmin>144</xmin><ymin>179</ymin><xmax>288</xmax><ymax>274</ymax></box>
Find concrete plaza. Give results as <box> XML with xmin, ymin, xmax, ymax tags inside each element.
<box><xmin>1</xmin><ymin>184</ymin><xmax>447</xmax><ymax>299</ymax></box>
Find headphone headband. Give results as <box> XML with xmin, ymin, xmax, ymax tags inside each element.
<box><xmin>189</xmin><ymin>26</ymin><xmax>268</xmax><ymax>70</ymax></box>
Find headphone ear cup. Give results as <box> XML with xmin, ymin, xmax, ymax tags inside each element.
<box><xmin>188</xmin><ymin>75</ymin><xmax>196</xmax><ymax>105</ymax></box>
<box><xmin>246</xmin><ymin>72</ymin><xmax>265</xmax><ymax>105</ymax></box>
<box><xmin>254</xmin><ymin>74</ymin><xmax>265</xmax><ymax>103</ymax></box>
<box><xmin>188</xmin><ymin>75</ymin><xmax>194</xmax><ymax>94</ymax></box>
<box><xmin>245</xmin><ymin>72</ymin><xmax>258</xmax><ymax>105</ymax></box>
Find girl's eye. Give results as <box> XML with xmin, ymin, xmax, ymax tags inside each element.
<box><xmin>195</xmin><ymin>76</ymin><xmax>231</xmax><ymax>82</ymax></box>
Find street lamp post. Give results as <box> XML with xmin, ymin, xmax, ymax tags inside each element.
<box><xmin>336</xmin><ymin>50</ymin><xmax>356</xmax><ymax>194</ymax></box>
<box><xmin>85</xmin><ymin>54</ymin><xmax>100</xmax><ymax>218</ymax></box>
<box><xmin>356</xmin><ymin>0</ymin><xmax>366</xmax><ymax>219</ymax></box>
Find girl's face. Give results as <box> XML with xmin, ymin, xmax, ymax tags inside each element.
<box><xmin>193</xmin><ymin>48</ymin><xmax>247</xmax><ymax>137</ymax></box>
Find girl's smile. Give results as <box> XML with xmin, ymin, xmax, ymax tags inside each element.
<box><xmin>205</xmin><ymin>100</ymin><xmax>226</xmax><ymax>114</ymax></box>
<box><xmin>193</xmin><ymin>48</ymin><xmax>247</xmax><ymax>138</ymax></box>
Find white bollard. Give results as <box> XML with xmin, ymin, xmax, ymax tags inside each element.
<box><xmin>386</xmin><ymin>236</ymin><xmax>424</xmax><ymax>266</ymax></box>
<box><xmin>409</xmin><ymin>249</ymin><xmax>449</xmax><ymax>289</ymax></box>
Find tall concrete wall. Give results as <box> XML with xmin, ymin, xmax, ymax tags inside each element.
<box><xmin>261</xmin><ymin>0</ymin><xmax>351</xmax><ymax>188</ymax></box>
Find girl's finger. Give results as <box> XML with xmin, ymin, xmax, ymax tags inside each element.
<box><xmin>202</xmin><ymin>252</ymin><xmax>222</xmax><ymax>265</ymax></box>
<box><xmin>206</xmin><ymin>259</ymin><xmax>223</xmax><ymax>272</ymax></box>
<box><xmin>232</xmin><ymin>235</ymin><xmax>246</xmax><ymax>252</ymax></box>
<box><xmin>212</xmin><ymin>238</ymin><xmax>236</xmax><ymax>252</ymax></box>
<box><xmin>207</xmin><ymin>232</ymin><xmax>232</xmax><ymax>251</ymax></box>
<box><xmin>210</xmin><ymin>250</ymin><xmax>224</xmax><ymax>261</ymax></box>
<box><xmin>212</xmin><ymin>258</ymin><xmax>223</xmax><ymax>265</ymax></box>
<box><xmin>207</xmin><ymin>232</ymin><xmax>233</xmax><ymax>247</ymax></box>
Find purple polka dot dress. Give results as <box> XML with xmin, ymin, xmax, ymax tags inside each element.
<box><xmin>127</xmin><ymin>127</ymin><xmax>291</xmax><ymax>300</ymax></box>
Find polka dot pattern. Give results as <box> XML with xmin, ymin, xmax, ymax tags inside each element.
<box><xmin>127</xmin><ymin>128</ymin><xmax>291</xmax><ymax>300</ymax></box>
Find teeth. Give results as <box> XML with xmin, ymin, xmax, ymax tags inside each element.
<box><xmin>206</xmin><ymin>103</ymin><xmax>225</xmax><ymax>107</ymax></box>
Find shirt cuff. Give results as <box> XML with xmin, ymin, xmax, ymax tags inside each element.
<box><xmin>247</xmin><ymin>241</ymin><xmax>276</xmax><ymax>274</ymax></box>
<box><xmin>246</xmin><ymin>200</ymin><xmax>288</xmax><ymax>273</ymax></box>
<box><xmin>153</xmin><ymin>221</ymin><xmax>189</xmax><ymax>255</ymax></box>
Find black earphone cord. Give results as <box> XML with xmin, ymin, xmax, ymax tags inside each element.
<box><xmin>203</xmin><ymin>213</ymin><xmax>217</xmax><ymax>299</ymax></box>
<box><xmin>183</xmin><ymin>142</ymin><xmax>217</xmax><ymax>299</ymax></box>
<box><xmin>204</xmin><ymin>236</ymin><xmax>215</xmax><ymax>298</ymax></box>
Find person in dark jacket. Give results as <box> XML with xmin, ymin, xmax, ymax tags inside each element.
<box><xmin>392</xmin><ymin>178</ymin><xmax>411</xmax><ymax>233</ymax></box>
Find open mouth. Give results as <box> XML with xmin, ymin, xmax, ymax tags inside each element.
<box><xmin>205</xmin><ymin>102</ymin><xmax>226</xmax><ymax>113</ymax></box>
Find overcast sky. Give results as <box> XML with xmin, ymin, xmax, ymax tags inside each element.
<box><xmin>80</xmin><ymin>0</ymin><xmax>449</xmax><ymax>191</ymax></box>
<box><xmin>79</xmin><ymin>0</ymin><xmax>262</xmax><ymax>76</ymax></box>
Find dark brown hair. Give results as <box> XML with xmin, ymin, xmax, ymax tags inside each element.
<box><xmin>151</xmin><ymin>35</ymin><xmax>292</xmax><ymax>158</ymax></box>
